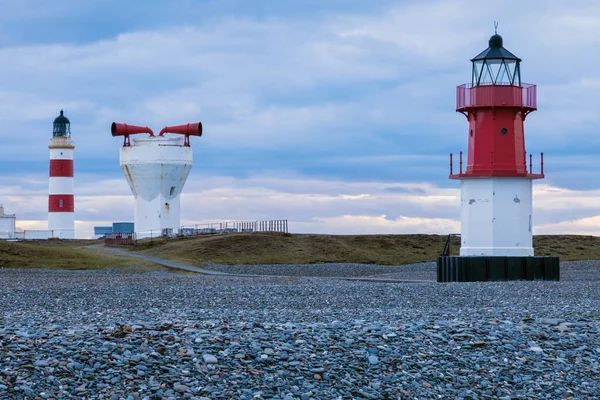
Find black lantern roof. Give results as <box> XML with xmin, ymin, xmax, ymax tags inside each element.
<box><xmin>53</xmin><ymin>109</ymin><xmax>70</xmax><ymax>125</ymax></box>
<box><xmin>471</xmin><ymin>34</ymin><xmax>521</xmax><ymax>62</ymax></box>
<box><xmin>53</xmin><ymin>110</ymin><xmax>71</xmax><ymax>138</ymax></box>
<box><xmin>470</xmin><ymin>30</ymin><xmax>522</xmax><ymax>87</ymax></box>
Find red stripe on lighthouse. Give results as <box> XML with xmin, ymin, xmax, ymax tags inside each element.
<box><xmin>49</xmin><ymin>160</ymin><xmax>74</xmax><ymax>177</ymax></box>
<box><xmin>48</xmin><ymin>195</ymin><xmax>74</xmax><ymax>212</ymax></box>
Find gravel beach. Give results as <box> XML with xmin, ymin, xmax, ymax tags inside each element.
<box><xmin>1</xmin><ymin>261</ymin><xmax>599</xmax><ymax>399</ymax></box>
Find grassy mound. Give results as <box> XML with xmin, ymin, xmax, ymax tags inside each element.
<box><xmin>137</xmin><ymin>233</ymin><xmax>457</xmax><ymax>266</ymax></box>
<box><xmin>137</xmin><ymin>233</ymin><xmax>600</xmax><ymax>266</ymax></box>
<box><xmin>3</xmin><ymin>233</ymin><xmax>600</xmax><ymax>270</ymax></box>
<box><xmin>0</xmin><ymin>240</ymin><xmax>158</xmax><ymax>270</ymax></box>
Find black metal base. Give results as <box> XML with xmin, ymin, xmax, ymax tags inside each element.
<box><xmin>437</xmin><ymin>256</ymin><xmax>560</xmax><ymax>282</ymax></box>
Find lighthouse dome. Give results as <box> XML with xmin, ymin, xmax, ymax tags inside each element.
<box><xmin>53</xmin><ymin>110</ymin><xmax>70</xmax><ymax>125</ymax></box>
<box><xmin>488</xmin><ymin>34</ymin><xmax>503</xmax><ymax>48</ymax></box>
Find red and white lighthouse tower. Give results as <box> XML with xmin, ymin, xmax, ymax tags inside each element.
<box><xmin>438</xmin><ymin>31</ymin><xmax>559</xmax><ymax>282</ymax></box>
<box><xmin>48</xmin><ymin>110</ymin><xmax>75</xmax><ymax>239</ymax></box>
<box><xmin>451</xmin><ymin>32</ymin><xmax>542</xmax><ymax>256</ymax></box>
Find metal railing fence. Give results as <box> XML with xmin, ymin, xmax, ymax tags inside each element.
<box><xmin>449</xmin><ymin>151</ymin><xmax>544</xmax><ymax>177</ymax></box>
<box><xmin>104</xmin><ymin>219</ymin><xmax>289</xmax><ymax>247</ymax></box>
<box><xmin>142</xmin><ymin>219</ymin><xmax>289</xmax><ymax>240</ymax></box>
<box><xmin>456</xmin><ymin>83</ymin><xmax>536</xmax><ymax>110</ymax></box>
<box><xmin>9</xmin><ymin>230</ymin><xmax>73</xmax><ymax>240</ymax></box>
<box><xmin>441</xmin><ymin>233</ymin><xmax>461</xmax><ymax>256</ymax></box>
<box><xmin>105</xmin><ymin>232</ymin><xmax>137</xmax><ymax>247</ymax></box>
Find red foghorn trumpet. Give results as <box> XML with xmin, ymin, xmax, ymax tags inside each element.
<box><xmin>111</xmin><ymin>122</ymin><xmax>155</xmax><ymax>146</ymax></box>
<box><xmin>158</xmin><ymin>122</ymin><xmax>202</xmax><ymax>137</ymax></box>
<box><xmin>111</xmin><ymin>123</ymin><xmax>155</xmax><ymax>137</ymax></box>
<box><xmin>158</xmin><ymin>122</ymin><xmax>203</xmax><ymax>146</ymax></box>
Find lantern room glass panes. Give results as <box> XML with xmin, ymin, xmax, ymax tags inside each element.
<box><xmin>53</xmin><ymin>122</ymin><xmax>70</xmax><ymax>138</ymax></box>
<box><xmin>472</xmin><ymin>59</ymin><xmax>521</xmax><ymax>87</ymax></box>
<box><xmin>53</xmin><ymin>110</ymin><xmax>71</xmax><ymax>138</ymax></box>
<box><xmin>487</xmin><ymin>60</ymin><xmax>503</xmax><ymax>83</ymax></box>
<box><xmin>506</xmin><ymin>60</ymin><xmax>520</xmax><ymax>86</ymax></box>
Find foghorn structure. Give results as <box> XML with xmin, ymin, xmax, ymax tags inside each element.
<box><xmin>111</xmin><ymin>122</ymin><xmax>202</xmax><ymax>237</ymax></box>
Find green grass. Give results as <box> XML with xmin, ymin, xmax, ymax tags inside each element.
<box><xmin>137</xmin><ymin>233</ymin><xmax>600</xmax><ymax>267</ymax></box>
<box><xmin>533</xmin><ymin>235</ymin><xmax>600</xmax><ymax>260</ymax></box>
<box><xmin>0</xmin><ymin>240</ymin><xmax>162</xmax><ymax>271</ymax></box>
<box><xmin>4</xmin><ymin>233</ymin><xmax>600</xmax><ymax>271</ymax></box>
<box><xmin>137</xmin><ymin>232</ymin><xmax>458</xmax><ymax>266</ymax></box>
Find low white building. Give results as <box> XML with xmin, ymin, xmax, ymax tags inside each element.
<box><xmin>0</xmin><ymin>205</ymin><xmax>16</xmax><ymax>239</ymax></box>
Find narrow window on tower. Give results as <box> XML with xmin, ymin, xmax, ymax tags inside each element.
<box><xmin>59</xmin><ymin>199</ymin><xmax>64</xmax><ymax>208</ymax></box>
<box><xmin>170</xmin><ymin>186</ymin><xmax>175</xmax><ymax>196</ymax></box>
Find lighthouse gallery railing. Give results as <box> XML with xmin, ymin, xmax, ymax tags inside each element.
<box><xmin>456</xmin><ymin>83</ymin><xmax>537</xmax><ymax>110</ymax></box>
<box><xmin>449</xmin><ymin>151</ymin><xmax>544</xmax><ymax>179</ymax></box>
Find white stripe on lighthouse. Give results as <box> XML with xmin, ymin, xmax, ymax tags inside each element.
<box><xmin>49</xmin><ymin>148</ymin><xmax>74</xmax><ymax>160</ymax></box>
<box><xmin>49</xmin><ymin>177</ymin><xmax>74</xmax><ymax>195</ymax></box>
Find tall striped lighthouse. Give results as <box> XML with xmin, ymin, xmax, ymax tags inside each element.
<box><xmin>48</xmin><ymin>110</ymin><xmax>75</xmax><ymax>239</ymax></box>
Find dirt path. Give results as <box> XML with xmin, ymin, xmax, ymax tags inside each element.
<box><xmin>97</xmin><ymin>245</ymin><xmax>434</xmax><ymax>283</ymax></box>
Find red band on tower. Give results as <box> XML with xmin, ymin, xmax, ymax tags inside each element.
<box><xmin>49</xmin><ymin>160</ymin><xmax>74</xmax><ymax>177</ymax></box>
<box><xmin>48</xmin><ymin>195</ymin><xmax>74</xmax><ymax>212</ymax></box>
<box><xmin>449</xmin><ymin>33</ymin><xmax>544</xmax><ymax>180</ymax></box>
<box><xmin>456</xmin><ymin>84</ymin><xmax>536</xmax><ymax>177</ymax></box>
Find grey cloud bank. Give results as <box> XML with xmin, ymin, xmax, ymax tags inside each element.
<box><xmin>0</xmin><ymin>0</ymin><xmax>599</xmax><ymax>237</ymax></box>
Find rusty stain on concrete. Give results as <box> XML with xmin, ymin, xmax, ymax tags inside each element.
<box><xmin>123</xmin><ymin>165</ymin><xmax>137</xmax><ymax>196</ymax></box>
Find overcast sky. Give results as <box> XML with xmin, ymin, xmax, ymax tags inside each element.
<box><xmin>1</xmin><ymin>0</ymin><xmax>599</xmax><ymax>238</ymax></box>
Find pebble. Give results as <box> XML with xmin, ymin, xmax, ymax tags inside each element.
<box><xmin>0</xmin><ymin>260</ymin><xmax>598</xmax><ymax>398</ymax></box>
<box><xmin>202</xmin><ymin>354</ymin><xmax>218</xmax><ymax>364</ymax></box>
<box><xmin>173</xmin><ymin>384</ymin><xmax>189</xmax><ymax>393</ymax></box>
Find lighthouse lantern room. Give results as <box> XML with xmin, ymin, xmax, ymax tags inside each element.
<box><xmin>438</xmin><ymin>30</ymin><xmax>559</xmax><ymax>282</ymax></box>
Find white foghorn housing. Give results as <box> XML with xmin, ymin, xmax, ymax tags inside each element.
<box><xmin>460</xmin><ymin>178</ymin><xmax>533</xmax><ymax>256</ymax></box>
<box><xmin>0</xmin><ymin>205</ymin><xmax>16</xmax><ymax>239</ymax></box>
<box><xmin>120</xmin><ymin>136</ymin><xmax>192</xmax><ymax>237</ymax></box>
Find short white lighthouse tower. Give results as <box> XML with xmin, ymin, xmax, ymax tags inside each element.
<box><xmin>438</xmin><ymin>30</ymin><xmax>559</xmax><ymax>282</ymax></box>
<box><xmin>111</xmin><ymin>122</ymin><xmax>202</xmax><ymax>237</ymax></box>
<box><xmin>48</xmin><ymin>110</ymin><xmax>75</xmax><ymax>239</ymax></box>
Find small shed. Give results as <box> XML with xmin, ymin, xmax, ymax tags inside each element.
<box><xmin>0</xmin><ymin>205</ymin><xmax>16</xmax><ymax>239</ymax></box>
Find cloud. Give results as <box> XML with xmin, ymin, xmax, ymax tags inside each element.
<box><xmin>537</xmin><ymin>216</ymin><xmax>600</xmax><ymax>236</ymax></box>
<box><xmin>2</xmin><ymin>0</ymin><xmax>595</xmax><ymax>164</ymax></box>
<box><xmin>2</xmin><ymin>171</ymin><xmax>599</xmax><ymax>239</ymax></box>
<box><xmin>0</xmin><ymin>1</ymin><xmax>599</xmax><ymax>239</ymax></box>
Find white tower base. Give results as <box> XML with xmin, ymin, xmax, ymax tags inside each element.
<box><xmin>48</xmin><ymin>213</ymin><xmax>75</xmax><ymax>239</ymax></box>
<box><xmin>460</xmin><ymin>177</ymin><xmax>533</xmax><ymax>256</ymax></box>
